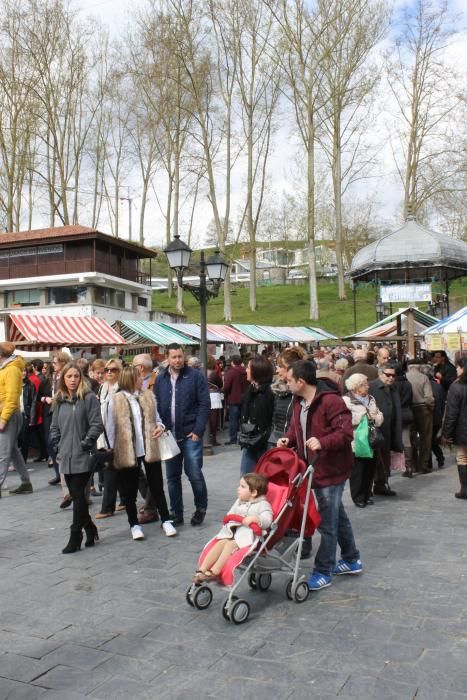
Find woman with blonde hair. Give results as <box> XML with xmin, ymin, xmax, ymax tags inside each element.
<box><xmin>95</xmin><ymin>359</ymin><xmax>123</xmax><ymax>519</ymax></box>
<box><xmin>107</xmin><ymin>366</ymin><xmax>176</xmax><ymax>540</ymax></box>
<box><xmin>49</xmin><ymin>362</ymin><xmax>103</xmax><ymax>553</ymax></box>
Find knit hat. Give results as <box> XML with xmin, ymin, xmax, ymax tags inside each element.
<box><xmin>0</xmin><ymin>341</ymin><xmax>15</xmax><ymax>357</ymax></box>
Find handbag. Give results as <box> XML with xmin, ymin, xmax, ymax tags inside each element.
<box><xmin>367</xmin><ymin>417</ymin><xmax>385</xmax><ymax>450</ymax></box>
<box><xmin>353</xmin><ymin>415</ymin><xmax>373</xmax><ymax>458</ymax></box>
<box><xmin>157</xmin><ymin>430</ymin><xmax>181</xmax><ymax>461</ymax></box>
<box><xmin>238</xmin><ymin>422</ymin><xmax>268</xmax><ymax>448</ymax></box>
<box><xmin>89</xmin><ymin>428</ymin><xmax>114</xmax><ymax>472</ymax></box>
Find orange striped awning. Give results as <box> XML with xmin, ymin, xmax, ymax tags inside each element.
<box><xmin>9</xmin><ymin>313</ymin><xmax>126</xmax><ymax>347</ymax></box>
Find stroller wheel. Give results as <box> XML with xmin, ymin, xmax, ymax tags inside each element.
<box><xmin>285</xmin><ymin>578</ymin><xmax>294</xmax><ymax>600</ymax></box>
<box><xmin>256</xmin><ymin>573</ymin><xmax>272</xmax><ymax>592</ymax></box>
<box><xmin>186</xmin><ymin>584</ymin><xmax>195</xmax><ymax>606</ymax></box>
<box><xmin>222</xmin><ymin>595</ymin><xmax>238</xmax><ymax>621</ymax></box>
<box><xmin>230</xmin><ymin>599</ymin><xmax>250</xmax><ymax>625</ymax></box>
<box><xmin>248</xmin><ymin>573</ymin><xmax>257</xmax><ymax>589</ymax></box>
<box><xmin>292</xmin><ymin>581</ymin><xmax>309</xmax><ymax>604</ymax></box>
<box><xmin>193</xmin><ymin>585</ymin><xmax>213</xmax><ymax>610</ymax></box>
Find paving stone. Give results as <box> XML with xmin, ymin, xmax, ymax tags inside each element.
<box><xmin>0</xmin><ymin>653</ymin><xmax>54</xmax><ymax>684</ymax></box>
<box><xmin>30</xmin><ymin>665</ymin><xmax>111</xmax><ymax>694</ymax></box>
<box><xmin>1</xmin><ymin>448</ymin><xmax>466</xmax><ymax>699</ymax></box>
<box><xmin>39</xmin><ymin>643</ymin><xmax>112</xmax><ymax>671</ymax></box>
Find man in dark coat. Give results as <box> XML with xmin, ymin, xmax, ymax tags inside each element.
<box><xmin>278</xmin><ymin>360</ymin><xmax>361</xmax><ymax>591</ymax></box>
<box><xmin>223</xmin><ymin>355</ymin><xmax>248</xmax><ymax>445</ymax></box>
<box><xmin>432</xmin><ymin>351</ymin><xmax>457</xmax><ymax>399</ymax></box>
<box><xmin>369</xmin><ymin>363</ymin><xmax>403</xmax><ymax>496</ymax></box>
<box><xmin>393</xmin><ymin>363</ymin><xmax>414</xmax><ymax>477</ymax></box>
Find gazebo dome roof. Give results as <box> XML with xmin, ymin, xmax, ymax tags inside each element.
<box><xmin>351</xmin><ymin>217</ymin><xmax>467</xmax><ymax>283</ymax></box>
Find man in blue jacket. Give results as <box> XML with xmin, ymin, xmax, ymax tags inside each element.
<box><xmin>155</xmin><ymin>343</ymin><xmax>211</xmax><ymax>526</ymax></box>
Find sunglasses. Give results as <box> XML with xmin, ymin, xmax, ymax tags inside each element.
<box><xmin>383</xmin><ymin>372</ymin><xmax>395</xmax><ymax>378</ymax></box>
<box><xmin>105</xmin><ymin>368</ymin><xmax>118</xmax><ymax>373</ymax></box>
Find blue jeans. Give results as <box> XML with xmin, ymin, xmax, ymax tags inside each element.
<box><xmin>240</xmin><ymin>444</ymin><xmax>268</xmax><ymax>475</ymax></box>
<box><xmin>313</xmin><ymin>482</ymin><xmax>360</xmax><ymax>576</ymax></box>
<box><xmin>228</xmin><ymin>404</ymin><xmax>241</xmax><ymax>443</ymax></box>
<box><xmin>165</xmin><ymin>438</ymin><xmax>207</xmax><ymax>517</ymax></box>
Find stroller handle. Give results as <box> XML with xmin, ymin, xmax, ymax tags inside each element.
<box><xmin>291</xmin><ymin>452</ymin><xmax>319</xmax><ymax>486</ymax></box>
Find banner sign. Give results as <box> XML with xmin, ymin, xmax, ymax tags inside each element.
<box><xmin>380</xmin><ymin>284</ymin><xmax>432</xmax><ymax>303</ymax></box>
<box><xmin>428</xmin><ymin>334</ymin><xmax>443</xmax><ymax>351</ymax></box>
<box><xmin>445</xmin><ymin>334</ymin><xmax>461</xmax><ymax>351</ymax></box>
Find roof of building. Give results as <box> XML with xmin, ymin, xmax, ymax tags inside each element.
<box><xmin>351</xmin><ymin>217</ymin><xmax>467</xmax><ymax>282</ymax></box>
<box><xmin>0</xmin><ymin>224</ymin><xmax>157</xmax><ymax>257</ymax></box>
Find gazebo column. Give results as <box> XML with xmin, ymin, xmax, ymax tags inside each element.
<box><xmin>407</xmin><ymin>308</ymin><xmax>415</xmax><ymax>358</ymax></box>
<box><xmin>445</xmin><ymin>275</ymin><xmax>450</xmax><ymax>316</ymax></box>
<box><xmin>396</xmin><ymin>314</ymin><xmax>402</xmax><ymax>361</ymax></box>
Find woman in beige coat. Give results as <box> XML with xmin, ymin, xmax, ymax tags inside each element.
<box><xmin>107</xmin><ymin>366</ymin><xmax>176</xmax><ymax>540</ymax></box>
<box><xmin>343</xmin><ymin>373</ymin><xmax>384</xmax><ymax>508</ymax></box>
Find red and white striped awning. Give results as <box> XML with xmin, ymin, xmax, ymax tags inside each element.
<box><xmin>9</xmin><ymin>314</ymin><xmax>126</xmax><ymax>347</ymax></box>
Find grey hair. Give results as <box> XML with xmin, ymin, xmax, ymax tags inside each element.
<box><xmin>133</xmin><ymin>353</ymin><xmax>152</xmax><ymax>369</ymax></box>
<box><xmin>187</xmin><ymin>356</ymin><xmax>201</xmax><ymax>368</ymax></box>
<box><xmin>316</xmin><ymin>358</ymin><xmax>330</xmax><ymax>370</ymax></box>
<box><xmin>353</xmin><ymin>349</ymin><xmax>367</xmax><ymax>362</ymax></box>
<box><xmin>345</xmin><ymin>373</ymin><xmax>369</xmax><ymax>392</ymax></box>
<box><xmin>419</xmin><ymin>364</ymin><xmax>433</xmax><ymax>377</ymax></box>
<box><xmin>335</xmin><ymin>358</ymin><xmax>349</xmax><ymax>371</ymax></box>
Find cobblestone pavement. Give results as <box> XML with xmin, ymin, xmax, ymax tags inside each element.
<box><xmin>0</xmin><ymin>435</ymin><xmax>466</xmax><ymax>700</ymax></box>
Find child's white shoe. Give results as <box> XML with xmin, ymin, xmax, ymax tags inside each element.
<box><xmin>162</xmin><ymin>520</ymin><xmax>177</xmax><ymax>537</ymax></box>
<box><xmin>131</xmin><ymin>525</ymin><xmax>144</xmax><ymax>541</ymax></box>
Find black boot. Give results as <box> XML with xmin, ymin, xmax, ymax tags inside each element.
<box><xmin>84</xmin><ymin>520</ymin><xmax>99</xmax><ymax>547</ymax></box>
<box><xmin>62</xmin><ymin>526</ymin><xmax>83</xmax><ymax>554</ymax></box>
<box><xmin>455</xmin><ymin>465</ymin><xmax>467</xmax><ymax>500</ymax></box>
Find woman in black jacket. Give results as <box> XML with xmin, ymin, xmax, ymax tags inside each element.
<box><xmin>19</xmin><ymin>367</ymin><xmax>37</xmax><ymax>461</ymax></box>
<box><xmin>239</xmin><ymin>356</ymin><xmax>274</xmax><ymax>475</ymax></box>
<box><xmin>442</xmin><ymin>357</ymin><xmax>467</xmax><ymax>500</ymax></box>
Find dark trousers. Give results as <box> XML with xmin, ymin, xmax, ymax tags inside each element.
<box><xmin>411</xmin><ymin>405</ymin><xmax>433</xmax><ymax>472</ymax></box>
<box><xmin>117</xmin><ymin>466</ymin><xmax>140</xmax><ymax>527</ymax></box>
<box><xmin>100</xmin><ymin>467</ymin><xmax>120</xmax><ymax>514</ymax></box>
<box><xmin>350</xmin><ymin>456</ymin><xmax>376</xmax><ymax>504</ymax></box>
<box><xmin>374</xmin><ymin>448</ymin><xmax>391</xmax><ymax>488</ymax></box>
<box><xmin>64</xmin><ymin>472</ymin><xmax>92</xmax><ymax>531</ymax></box>
<box><xmin>18</xmin><ymin>415</ymin><xmax>30</xmax><ymax>461</ymax></box>
<box><xmin>228</xmin><ymin>404</ymin><xmax>241</xmax><ymax>443</ymax></box>
<box><xmin>431</xmin><ymin>424</ymin><xmax>444</xmax><ymax>465</ymax></box>
<box><xmin>144</xmin><ymin>461</ymin><xmax>170</xmax><ymax>522</ymax></box>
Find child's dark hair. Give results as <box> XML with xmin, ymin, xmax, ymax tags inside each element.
<box><xmin>243</xmin><ymin>473</ymin><xmax>268</xmax><ymax>497</ymax></box>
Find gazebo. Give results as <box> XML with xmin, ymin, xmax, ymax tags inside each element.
<box><xmin>350</xmin><ymin>213</ymin><xmax>467</xmax><ymax>327</ymax></box>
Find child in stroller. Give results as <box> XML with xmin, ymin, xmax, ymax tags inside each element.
<box><xmin>193</xmin><ymin>473</ymin><xmax>273</xmax><ymax>583</ymax></box>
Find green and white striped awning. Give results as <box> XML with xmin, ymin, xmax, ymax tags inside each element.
<box><xmin>119</xmin><ymin>320</ymin><xmax>199</xmax><ymax>346</ymax></box>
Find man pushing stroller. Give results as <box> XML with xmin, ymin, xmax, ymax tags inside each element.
<box><xmin>278</xmin><ymin>360</ymin><xmax>363</xmax><ymax>591</ymax></box>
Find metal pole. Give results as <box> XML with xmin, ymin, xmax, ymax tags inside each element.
<box><xmin>128</xmin><ymin>197</ymin><xmax>132</xmax><ymax>242</ymax></box>
<box><xmin>199</xmin><ymin>252</ymin><xmax>208</xmax><ymax>375</ymax></box>
<box><xmin>199</xmin><ymin>251</ymin><xmax>212</xmax><ymax>456</ymax></box>
<box><xmin>352</xmin><ymin>283</ymin><xmax>357</xmax><ymax>333</ymax></box>
<box><xmin>445</xmin><ymin>276</ymin><xmax>450</xmax><ymax>316</ymax></box>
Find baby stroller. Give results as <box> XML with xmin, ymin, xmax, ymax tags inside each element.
<box><xmin>185</xmin><ymin>448</ymin><xmax>321</xmax><ymax>624</ymax></box>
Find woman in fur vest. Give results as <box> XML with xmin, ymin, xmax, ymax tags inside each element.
<box><xmin>106</xmin><ymin>366</ymin><xmax>176</xmax><ymax>540</ymax></box>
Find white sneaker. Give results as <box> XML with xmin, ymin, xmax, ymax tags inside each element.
<box><xmin>162</xmin><ymin>520</ymin><xmax>177</xmax><ymax>537</ymax></box>
<box><xmin>131</xmin><ymin>525</ymin><xmax>144</xmax><ymax>541</ymax></box>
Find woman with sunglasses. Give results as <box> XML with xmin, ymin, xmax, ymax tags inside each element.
<box><xmin>95</xmin><ymin>359</ymin><xmax>124</xmax><ymax>519</ymax></box>
<box><xmin>49</xmin><ymin>362</ymin><xmax>103</xmax><ymax>553</ymax></box>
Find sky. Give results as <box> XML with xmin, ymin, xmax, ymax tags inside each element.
<box><xmin>67</xmin><ymin>0</ymin><xmax>466</xmax><ymax>249</ymax></box>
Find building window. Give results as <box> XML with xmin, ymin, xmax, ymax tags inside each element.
<box><xmin>115</xmin><ymin>290</ymin><xmax>126</xmax><ymax>308</ymax></box>
<box><xmin>137</xmin><ymin>296</ymin><xmax>148</xmax><ymax>307</ymax></box>
<box><xmin>94</xmin><ymin>286</ymin><xmax>112</xmax><ymax>305</ymax></box>
<box><xmin>9</xmin><ymin>289</ymin><xmax>40</xmax><ymax>307</ymax></box>
<box><xmin>48</xmin><ymin>286</ymin><xmax>87</xmax><ymax>304</ymax></box>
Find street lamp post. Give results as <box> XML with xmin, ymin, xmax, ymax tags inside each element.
<box><xmin>375</xmin><ymin>300</ymin><xmax>386</xmax><ymax>322</ymax></box>
<box><xmin>164</xmin><ymin>235</ymin><xmax>229</xmax><ymax>372</ymax></box>
<box><xmin>164</xmin><ymin>235</ymin><xmax>229</xmax><ymax>454</ymax></box>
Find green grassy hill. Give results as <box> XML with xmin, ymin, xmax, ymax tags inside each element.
<box><xmin>153</xmin><ymin>279</ymin><xmax>467</xmax><ymax>338</ymax></box>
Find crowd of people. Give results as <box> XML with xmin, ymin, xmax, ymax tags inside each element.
<box><xmin>0</xmin><ymin>337</ymin><xmax>466</xmax><ymax>592</ymax></box>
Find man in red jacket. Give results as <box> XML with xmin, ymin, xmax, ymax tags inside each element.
<box><xmin>278</xmin><ymin>360</ymin><xmax>362</xmax><ymax>590</ymax></box>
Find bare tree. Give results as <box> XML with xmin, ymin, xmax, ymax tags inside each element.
<box><xmin>387</xmin><ymin>0</ymin><xmax>462</xmax><ymax>220</ymax></box>
<box><xmin>318</xmin><ymin>0</ymin><xmax>389</xmax><ymax>299</ymax></box>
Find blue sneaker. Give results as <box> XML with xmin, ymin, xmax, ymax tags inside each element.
<box><xmin>332</xmin><ymin>559</ymin><xmax>363</xmax><ymax>575</ymax></box>
<box><xmin>307</xmin><ymin>572</ymin><xmax>332</xmax><ymax>590</ymax></box>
